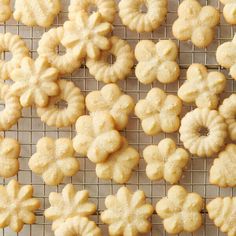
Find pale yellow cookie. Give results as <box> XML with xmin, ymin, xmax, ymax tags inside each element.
<box><xmin>0</xmin><ymin>0</ymin><xmax>11</xmax><ymax>22</ymax></box>
<box><xmin>96</xmin><ymin>137</ymin><xmax>139</xmax><ymax>184</ymax></box>
<box><xmin>68</xmin><ymin>0</ymin><xmax>116</xmax><ymax>23</ymax></box>
<box><xmin>86</xmin><ymin>83</ymin><xmax>135</xmax><ymax>130</ymax></box>
<box><xmin>178</xmin><ymin>64</ymin><xmax>226</xmax><ymax>109</ymax></box>
<box><xmin>135</xmin><ymin>88</ymin><xmax>182</xmax><ymax>136</ymax></box>
<box><xmin>37</xmin><ymin>27</ymin><xmax>82</xmax><ymax>75</ymax></box>
<box><xmin>179</xmin><ymin>108</ymin><xmax>227</xmax><ymax>157</ymax></box>
<box><xmin>37</xmin><ymin>80</ymin><xmax>85</xmax><ymax>128</ymax></box>
<box><xmin>207</xmin><ymin>197</ymin><xmax>236</xmax><ymax>236</ymax></box>
<box><xmin>172</xmin><ymin>0</ymin><xmax>220</xmax><ymax>48</ymax></box>
<box><xmin>0</xmin><ymin>179</ymin><xmax>40</xmax><ymax>232</ymax></box>
<box><xmin>13</xmin><ymin>0</ymin><xmax>61</xmax><ymax>27</ymax></box>
<box><xmin>44</xmin><ymin>184</ymin><xmax>96</xmax><ymax>231</ymax></box>
<box><xmin>220</xmin><ymin>0</ymin><xmax>236</xmax><ymax>25</ymax></box>
<box><xmin>55</xmin><ymin>216</ymin><xmax>102</xmax><ymax>236</ymax></box>
<box><xmin>135</xmin><ymin>40</ymin><xmax>180</xmax><ymax>84</ymax></box>
<box><xmin>0</xmin><ymin>82</ymin><xmax>22</xmax><ymax>131</ymax></box>
<box><xmin>29</xmin><ymin>137</ymin><xmax>80</xmax><ymax>186</ymax></box>
<box><xmin>86</xmin><ymin>36</ymin><xmax>134</xmax><ymax>83</ymax></box>
<box><xmin>0</xmin><ymin>32</ymin><xmax>29</xmax><ymax>80</ymax></box>
<box><xmin>73</xmin><ymin>111</ymin><xmax>122</xmax><ymax>163</ymax></box>
<box><xmin>143</xmin><ymin>138</ymin><xmax>189</xmax><ymax>184</ymax></box>
<box><xmin>118</xmin><ymin>0</ymin><xmax>167</xmax><ymax>33</ymax></box>
<box><xmin>219</xmin><ymin>95</ymin><xmax>236</xmax><ymax>141</ymax></box>
<box><xmin>101</xmin><ymin>186</ymin><xmax>154</xmax><ymax>235</ymax></box>
<box><xmin>10</xmin><ymin>57</ymin><xmax>59</xmax><ymax>107</ymax></box>
<box><xmin>62</xmin><ymin>12</ymin><xmax>112</xmax><ymax>59</ymax></box>
<box><xmin>156</xmin><ymin>185</ymin><xmax>203</xmax><ymax>234</ymax></box>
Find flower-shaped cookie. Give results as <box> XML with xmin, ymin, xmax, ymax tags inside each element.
<box><xmin>62</xmin><ymin>12</ymin><xmax>112</xmax><ymax>59</ymax></box>
<box><xmin>101</xmin><ymin>187</ymin><xmax>154</xmax><ymax>235</ymax></box>
<box><xmin>156</xmin><ymin>185</ymin><xmax>203</xmax><ymax>234</ymax></box>
<box><xmin>135</xmin><ymin>40</ymin><xmax>180</xmax><ymax>84</ymax></box>
<box><xmin>0</xmin><ymin>180</ymin><xmax>40</xmax><ymax>232</ymax></box>
<box><xmin>172</xmin><ymin>0</ymin><xmax>220</xmax><ymax>48</ymax></box>
<box><xmin>96</xmin><ymin>137</ymin><xmax>139</xmax><ymax>184</ymax></box>
<box><xmin>29</xmin><ymin>137</ymin><xmax>80</xmax><ymax>186</ymax></box>
<box><xmin>10</xmin><ymin>57</ymin><xmax>59</xmax><ymax>107</ymax></box>
<box><xmin>86</xmin><ymin>83</ymin><xmax>135</xmax><ymax>130</ymax></box>
<box><xmin>44</xmin><ymin>184</ymin><xmax>96</xmax><ymax>231</ymax></box>
<box><xmin>135</xmin><ymin>88</ymin><xmax>182</xmax><ymax>136</ymax></box>
<box><xmin>220</xmin><ymin>0</ymin><xmax>236</xmax><ymax>25</ymax></box>
<box><xmin>143</xmin><ymin>138</ymin><xmax>189</xmax><ymax>184</ymax></box>
<box><xmin>178</xmin><ymin>64</ymin><xmax>226</xmax><ymax>109</ymax></box>
<box><xmin>73</xmin><ymin>112</ymin><xmax>122</xmax><ymax>163</ymax></box>
<box><xmin>0</xmin><ymin>136</ymin><xmax>20</xmax><ymax>178</ymax></box>
<box><xmin>0</xmin><ymin>0</ymin><xmax>11</xmax><ymax>22</ymax></box>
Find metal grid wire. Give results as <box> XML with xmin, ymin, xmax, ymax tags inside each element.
<box><xmin>0</xmin><ymin>0</ymin><xmax>236</xmax><ymax>235</ymax></box>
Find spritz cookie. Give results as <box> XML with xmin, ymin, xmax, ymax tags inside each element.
<box><xmin>220</xmin><ymin>0</ymin><xmax>236</xmax><ymax>25</ymax></box>
<box><xmin>37</xmin><ymin>27</ymin><xmax>82</xmax><ymax>74</ymax></box>
<box><xmin>96</xmin><ymin>137</ymin><xmax>139</xmax><ymax>184</ymax></box>
<box><xmin>13</xmin><ymin>0</ymin><xmax>61</xmax><ymax>27</ymax></box>
<box><xmin>68</xmin><ymin>0</ymin><xmax>116</xmax><ymax>23</ymax></box>
<box><xmin>37</xmin><ymin>80</ymin><xmax>85</xmax><ymax>128</ymax></box>
<box><xmin>135</xmin><ymin>88</ymin><xmax>182</xmax><ymax>136</ymax></box>
<box><xmin>135</xmin><ymin>40</ymin><xmax>180</xmax><ymax>84</ymax></box>
<box><xmin>143</xmin><ymin>138</ymin><xmax>189</xmax><ymax>184</ymax></box>
<box><xmin>0</xmin><ymin>32</ymin><xmax>29</xmax><ymax>80</ymax></box>
<box><xmin>62</xmin><ymin>12</ymin><xmax>112</xmax><ymax>59</ymax></box>
<box><xmin>10</xmin><ymin>57</ymin><xmax>59</xmax><ymax>107</ymax></box>
<box><xmin>101</xmin><ymin>186</ymin><xmax>154</xmax><ymax>235</ymax></box>
<box><xmin>172</xmin><ymin>0</ymin><xmax>220</xmax><ymax>48</ymax></box>
<box><xmin>73</xmin><ymin>112</ymin><xmax>122</xmax><ymax>163</ymax></box>
<box><xmin>86</xmin><ymin>36</ymin><xmax>134</xmax><ymax>83</ymax></box>
<box><xmin>86</xmin><ymin>83</ymin><xmax>135</xmax><ymax>130</ymax></box>
<box><xmin>219</xmin><ymin>94</ymin><xmax>236</xmax><ymax>141</ymax></box>
<box><xmin>0</xmin><ymin>179</ymin><xmax>40</xmax><ymax>232</ymax></box>
<box><xmin>178</xmin><ymin>64</ymin><xmax>226</xmax><ymax>109</ymax></box>
<box><xmin>179</xmin><ymin>108</ymin><xmax>227</xmax><ymax>157</ymax></box>
<box><xmin>29</xmin><ymin>137</ymin><xmax>80</xmax><ymax>186</ymax></box>
<box><xmin>156</xmin><ymin>185</ymin><xmax>203</xmax><ymax>234</ymax></box>
<box><xmin>44</xmin><ymin>184</ymin><xmax>96</xmax><ymax>231</ymax></box>
<box><xmin>0</xmin><ymin>0</ymin><xmax>11</xmax><ymax>22</ymax></box>
<box><xmin>118</xmin><ymin>0</ymin><xmax>167</xmax><ymax>33</ymax></box>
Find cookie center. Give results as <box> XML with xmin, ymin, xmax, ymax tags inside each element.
<box><xmin>30</xmin><ymin>75</ymin><xmax>40</xmax><ymax>85</ymax></box>
<box><xmin>88</xmin><ymin>4</ymin><xmax>98</xmax><ymax>13</ymax></box>
<box><xmin>198</xmin><ymin>126</ymin><xmax>209</xmax><ymax>136</ymax></box>
<box><xmin>0</xmin><ymin>50</ymin><xmax>12</xmax><ymax>61</ymax></box>
<box><xmin>139</xmin><ymin>3</ymin><xmax>148</xmax><ymax>13</ymax></box>
<box><xmin>106</xmin><ymin>54</ymin><xmax>116</xmax><ymax>64</ymax></box>
<box><xmin>56</xmin><ymin>99</ymin><xmax>68</xmax><ymax>109</ymax></box>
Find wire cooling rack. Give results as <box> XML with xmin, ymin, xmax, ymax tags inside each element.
<box><xmin>1</xmin><ymin>0</ymin><xmax>236</xmax><ymax>235</ymax></box>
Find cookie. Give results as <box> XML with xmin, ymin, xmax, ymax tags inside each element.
<box><xmin>62</xmin><ymin>12</ymin><xmax>112</xmax><ymax>59</ymax></box>
<box><xmin>13</xmin><ymin>0</ymin><xmax>61</xmax><ymax>27</ymax></box>
<box><xmin>118</xmin><ymin>0</ymin><xmax>167</xmax><ymax>32</ymax></box>
<box><xmin>178</xmin><ymin>64</ymin><xmax>226</xmax><ymax>109</ymax></box>
<box><xmin>135</xmin><ymin>88</ymin><xmax>182</xmax><ymax>136</ymax></box>
<box><xmin>37</xmin><ymin>27</ymin><xmax>82</xmax><ymax>75</ymax></box>
<box><xmin>219</xmin><ymin>94</ymin><xmax>236</xmax><ymax>141</ymax></box>
<box><xmin>0</xmin><ymin>179</ymin><xmax>40</xmax><ymax>232</ymax></box>
<box><xmin>86</xmin><ymin>83</ymin><xmax>135</xmax><ymax>130</ymax></box>
<box><xmin>135</xmin><ymin>40</ymin><xmax>180</xmax><ymax>84</ymax></box>
<box><xmin>73</xmin><ymin>111</ymin><xmax>122</xmax><ymax>163</ymax></box>
<box><xmin>86</xmin><ymin>36</ymin><xmax>134</xmax><ymax>83</ymax></box>
<box><xmin>0</xmin><ymin>0</ymin><xmax>11</xmax><ymax>22</ymax></box>
<box><xmin>172</xmin><ymin>0</ymin><xmax>220</xmax><ymax>48</ymax></box>
<box><xmin>156</xmin><ymin>185</ymin><xmax>203</xmax><ymax>234</ymax></box>
<box><xmin>37</xmin><ymin>80</ymin><xmax>85</xmax><ymax>128</ymax></box>
<box><xmin>0</xmin><ymin>32</ymin><xmax>29</xmax><ymax>80</ymax></box>
<box><xmin>143</xmin><ymin>138</ymin><xmax>189</xmax><ymax>184</ymax></box>
<box><xmin>96</xmin><ymin>137</ymin><xmax>139</xmax><ymax>184</ymax></box>
<box><xmin>101</xmin><ymin>186</ymin><xmax>154</xmax><ymax>235</ymax></box>
<box><xmin>220</xmin><ymin>0</ymin><xmax>236</xmax><ymax>25</ymax></box>
<box><xmin>179</xmin><ymin>108</ymin><xmax>227</xmax><ymax>157</ymax></box>
<box><xmin>10</xmin><ymin>57</ymin><xmax>60</xmax><ymax>107</ymax></box>
<box><xmin>29</xmin><ymin>137</ymin><xmax>80</xmax><ymax>186</ymax></box>
<box><xmin>68</xmin><ymin>0</ymin><xmax>116</xmax><ymax>23</ymax></box>
<box><xmin>44</xmin><ymin>184</ymin><xmax>96</xmax><ymax>231</ymax></box>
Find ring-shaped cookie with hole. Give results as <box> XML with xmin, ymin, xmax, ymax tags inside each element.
<box><xmin>0</xmin><ymin>32</ymin><xmax>29</xmax><ymax>80</ymax></box>
<box><xmin>0</xmin><ymin>0</ymin><xmax>11</xmax><ymax>22</ymax></box>
<box><xmin>86</xmin><ymin>36</ymin><xmax>134</xmax><ymax>83</ymax></box>
<box><xmin>37</xmin><ymin>80</ymin><xmax>85</xmax><ymax>128</ymax></box>
<box><xmin>118</xmin><ymin>0</ymin><xmax>167</xmax><ymax>33</ymax></box>
<box><xmin>220</xmin><ymin>0</ymin><xmax>236</xmax><ymax>25</ymax></box>
<box><xmin>179</xmin><ymin>108</ymin><xmax>227</xmax><ymax>157</ymax></box>
<box><xmin>37</xmin><ymin>27</ymin><xmax>82</xmax><ymax>75</ymax></box>
<box><xmin>69</xmin><ymin>0</ymin><xmax>116</xmax><ymax>23</ymax></box>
